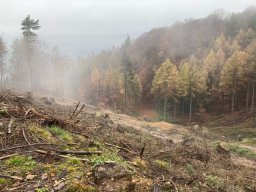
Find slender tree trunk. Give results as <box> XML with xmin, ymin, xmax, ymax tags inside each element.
<box><xmin>251</xmin><ymin>76</ymin><xmax>256</xmax><ymax>113</ymax></box>
<box><xmin>189</xmin><ymin>94</ymin><xmax>193</xmax><ymax>125</ymax></box>
<box><xmin>164</xmin><ymin>94</ymin><xmax>167</xmax><ymax>122</ymax></box>
<box><xmin>158</xmin><ymin>98</ymin><xmax>161</xmax><ymax>119</ymax></box>
<box><xmin>0</xmin><ymin>55</ymin><xmax>3</xmax><ymax>89</ymax></box>
<box><xmin>231</xmin><ymin>69</ymin><xmax>237</xmax><ymax>113</ymax></box>
<box><xmin>246</xmin><ymin>83</ymin><xmax>250</xmax><ymax>111</ymax></box>
<box><xmin>181</xmin><ymin>98</ymin><xmax>184</xmax><ymax>120</ymax></box>
<box><xmin>231</xmin><ymin>89</ymin><xmax>235</xmax><ymax>113</ymax></box>
<box><xmin>173</xmin><ymin>98</ymin><xmax>176</xmax><ymax>120</ymax></box>
<box><xmin>124</xmin><ymin>61</ymin><xmax>127</xmax><ymax>113</ymax></box>
<box><xmin>26</xmin><ymin>35</ymin><xmax>33</xmax><ymax>91</ymax></box>
<box><xmin>222</xmin><ymin>92</ymin><xmax>225</xmax><ymax>107</ymax></box>
<box><xmin>98</xmin><ymin>68</ymin><xmax>101</xmax><ymax>104</ymax></box>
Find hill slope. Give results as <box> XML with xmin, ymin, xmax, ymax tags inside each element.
<box><xmin>0</xmin><ymin>90</ymin><xmax>255</xmax><ymax>191</ymax></box>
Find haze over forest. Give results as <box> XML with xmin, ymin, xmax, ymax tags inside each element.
<box><xmin>1</xmin><ymin>2</ymin><xmax>256</xmax><ymax>191</ymax></box>
<box><xmin>0</xmin><ymin>0</ymin><xmax>255</xmax><ymax>56</ymax></box>
<box><xmin>1</xmin><ymin>1</ymin><xmax>256</xmax><ymax>123</ymax></box>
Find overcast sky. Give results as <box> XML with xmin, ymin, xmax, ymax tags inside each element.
<box><xmin>0</xmin><ymin>0</ymin><xmax>255</xmax><ymax>57</ymax></box>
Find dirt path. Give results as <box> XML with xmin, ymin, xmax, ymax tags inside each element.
<box><xmin>101</xmin><ymin>110</ymin><xmax>189</xmax><ymax>143</ymax></box>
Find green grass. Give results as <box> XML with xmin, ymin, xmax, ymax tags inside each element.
<box><xmin>0</xmin><ymin>106</ymin><xmax>7</xmax><ymax>116</ymax></box>
<box><xmin>35</xmin><ymin>187</ymin><xmax>49</xmax><ymax>192</ymax></box>
<box><xmin>88</xmin><ymin>142</ymin><xmax>132</xmax><ymax>172</ymax></box>
<box><xmin>185</xmin><ymin>163</ymin><xmax>195</xmax><ymax>174</ymax></box>
<box><xmin>89</xmin><ymin>148</ymin><xmax>124</xmax><ymax>166</ymax></box>
<box><xmin>0</xmin><ymin>178</ymin><xmax>11</xmax><ymax>186</ymax></box>
<box><xmin>66</xmin><ymin>158</ymin><xmax>83</xmax><ymax>166</ymax></box>
<box><xmin>205</xmin><ymin>175</ymin><xmax>224</xmax><ymax>190</ymax></box>
<box><xmin>28</xmin><ymin>123</ymin><xmax>54</xmax><ymax>142</ymax></box>
<box><xmin>49</xmin><ymin>126</ymin><xmax>73</xmax><ymax>142</ymax></box>
<box><xmin>153</xmin><ymin>159</ymin><xmax>170</xmax><ymax>170</ymax></box>
<box><xmin>241</xmin><ymin>137</ymin><xmax>256</xmax><ymax>146</ymax></box>
<box><xmin>5</xmin><ymin>155</ymin><xmax>36</xmax><ymax>174</ymax></box>
<box><xmin>229</xmin><ymin>144</ymin><xmax>256</xmax><ymax>158</ymax></box>
<box><xmin>67</xmin><ymin>183</ymin><xmax>96</xmax><ymax>192</ymax></box>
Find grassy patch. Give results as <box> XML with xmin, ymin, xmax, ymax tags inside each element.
<box><xmin>67</xmin><ymin>182</ymin><xmax>96</xmax><ymax>192</ymax></box>
<box><xmin>211</xmin><ymin>140</ymin><xmax>221</xmax><ymax>149</ymax></box>
<box><xmin>229</xmin><ymin>144</ymin><xmax>256</xmax><ymax>158</ymax></box>
<box><xmin>132</xmin><ymin>158</ymin><xmax>148</xmax><ymax>170</ymax></box>
<box><xmin>241</xmin><ymin>137</ymin><xmax>256</xmax><ymax>146</ymax></box>
<box><xmin>5</xmin><ymin>155</ymin><xmax>36</xmax><ymax>174</ymax></box>
<box><xmin>35</xmin><ymin>187</ymin><xmax>49</xmax><ymax>192</ymax></box>
<box><xmin>153</xmin><ymin>159</ymin><xmax>171</xmax><ymax>171</ymax></box>
<box><xmin>185</xmin><ymin>163</ymin><xmax>195</xmax><ymax>174</ymax></box>
<box><xmin>0</xmin><ymin>106</ymin><xmax>7</xmax><ymax>116</ymax></box>
<box><xmin>28</xmin><ymin>123</ymin><xmax>54</xmax><ymax>142</ymax></box>
<box><xmin>0</xmin><ymin>178</ymin><xmax>11</xmax><ymax>186</ymax></box>
<box><xmin>49</xmin><ymin>126</ymin><xmax>73</xmax><ymax>142</ymax></box>
<box><xmin>89</xmin><ymin>148</ymin><xmax>124</xmax><ymax>166</ymax></box>
<box><xmin>88</xmin><ymin>142</ymin><xmax>132</xmax><ymax>171</ymax></box>
<box><xmin>205</xmin><ymin>175</ymin><xmax>224</xmax><ymax>190</ymax></box>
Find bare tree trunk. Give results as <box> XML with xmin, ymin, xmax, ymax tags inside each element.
<box><xmin>98</xmin><ymin>68</ymin><xmax>101</xmax><ymax>104</ymax></box>
<box><xmin>231</xmin><ymin>69</ymin><xmax>237</xmax><ymax>113</ymax></box>
<box><xmin>164</xmin><ymin>94</ymin><xmax>167</xmax><ymax>122</ymax></box>
<box><xmin>124</xmin><ymin>61</ymin><xmax>127</xmax><ymax>113</ymax></box>
<box><xmin>246</xmin><ymin>83</ymin><xmax>249</xmax><ymax>111</ymax></box>
<box><xmin>181</xmin><ymin>98</ymin><xmax>184</xmax><ymax>120</ymax></box>
<box><xmin>173</xmin><ymin>98</ymin><xmax>176</xmax><ymax>120</ymax></box>
<box><xmin>251</xmin><ymin>76</ymin><xmax>255</xmax><ymax>113</ymax></box>
<box><xmin>26</xmin><ymin>36</ymin><xmax>33</xmax><ymax>91</ymax></box>
<box><xmin>0</xmin><ymin>54</ymin><xmax>3</xmax><ymax>89</ymax></box>
<box><xmin>189</xmin><ymin>94</ymin><xmax>192</xmax><ymax>125</ymax></box>
<box><xmin>231</xmin><ymin>89</ymin><xmax>235</xmax><ymax>113</ymax></box>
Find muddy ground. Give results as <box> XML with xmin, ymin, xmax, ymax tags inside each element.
<box><xmin>0</xmin><ymin>90</ymin><xmax>255</xmax><ymax>192</ymax></box>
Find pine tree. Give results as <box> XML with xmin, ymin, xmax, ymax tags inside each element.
<box><xmin>220</xmin><ymin>51</ymin><xmax>248</xmax><ymax>112</ymax></box>
<box><xmin>246</xmin><ymin>40</ymin><xmax>256</xmax><ymax>113</ymax></box>
<box><xmin>21</xmin><ymin>14</ymin><xmax>40</xmax><ymax>91</ymax></box>
<box><xmin>151</xmin><ymin>59</ymin><xmax>179</xmax><ymax>121</ymax></box>
<box><xmin>177</xmin><ymin>61</ymin><xmax>206</xmax><ymax>124</ymax></box>
<box><xmin>121</xmin><ymin>36</ymin><xmax>131</xmax><ymax>112</ymax></box>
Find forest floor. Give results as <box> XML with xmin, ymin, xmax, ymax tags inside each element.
<box><xmin>0</xmin><ymin>90</ymin><xmax>255</xmax><ymax>192</ymax></box>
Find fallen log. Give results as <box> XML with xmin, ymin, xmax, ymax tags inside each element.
<box><xmin>57</xmin><ymin>150</ymin><xmax>102</xmax><ymax>155</ymax></box>
<box><xmin>0</xmin><ymin>143</ymin><xmax>60</xmax><ymax>153</ymax></box>
<box><xmin>0</xmin><ymin>175</ymin><xmax>23</xmax><ymax>181</ymax></box>
<box><xmin>34</xmin><ymin>149</ymin><xmax>90</xmax><ymax>162</ymax></box>
<box><xmin>25</xmin><ymin>108</ymin><xmax>75</xmax><ymax>128</ymax></box>
<box><xmin>0</xmin><ymin>153</ymin><xmax>18</xmax><ymax>160</ymax></box>
<box><xmin>22</xmin><ymin>127</ymin><xmax>31</xmax><ymax>144</ymax></box>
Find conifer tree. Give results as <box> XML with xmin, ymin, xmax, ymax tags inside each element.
<box><xmin>177</xmin><ymin>61</ymin><xmax>206</xmax><ymax>124</ymax></box>
<box><xmin>21</xmin><ymin>14</ymin><xmax>40</xmax><ymax>90</ymax></box>
<box><xmin>246</xmin><ymin>41</ymin><xmax>256</xmax><ymax>113</ymax></box>
<box><xmin>220</xmin><ymin>51</ymin><xmax>248</xmax><ymax>112</ymax></box>
<box><xmin>151</xmin><ymin>59</ymin><xmax>178</xmax><ymax>121</ymax></box>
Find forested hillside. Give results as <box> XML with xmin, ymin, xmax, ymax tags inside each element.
<box><xmin>79</xmin><ymin>6</ymin><xmax>256</xmax><ymax>123</ymax></box>
<box><xmin>1</xmin><ymin>7</ymin><xmax>256</xmax><ymax>123</ymax></box>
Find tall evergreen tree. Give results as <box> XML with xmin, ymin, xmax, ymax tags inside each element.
<box><xmin>220</xmin><ymin>51</ymin><xmax>248</xmax><ymax>112</ymax></box>
<box><xmin>151</xmin><ymin>59</ymin><xmax>179</xmax><ymax>121</ymax></box>
<box><xmin>177</xmin><ymin>61</ymin><xmax>206</xmax><ymax>124</ymax></box>
<box><xmin>246</xmin><ymin>41</ymin><xmax>256</xmax><ymax>113</ymax></box>
<box><xmin>21</xmin><ymin>14</ymin><xmax>40</xmax><ymax>91</ymax></box>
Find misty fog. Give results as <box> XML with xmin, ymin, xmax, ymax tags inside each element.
<box><xmin>0</xmin><ymin>0</ymin><xmax>255</xmax><ymax>106</ymax></box>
